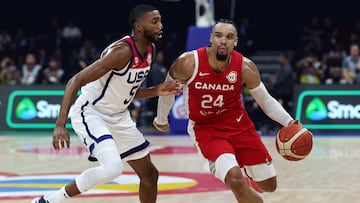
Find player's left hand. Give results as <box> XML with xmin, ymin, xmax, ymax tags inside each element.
<box><xmin>156</xmin><ymin>80</ymin><xmax>183</xmax><ymax>96</ymax></box>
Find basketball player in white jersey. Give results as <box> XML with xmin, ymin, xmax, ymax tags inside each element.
<box><xmin>31</xmin><ymin>4</ymin><xmax>181</xmax><ymax>203</ymax></box>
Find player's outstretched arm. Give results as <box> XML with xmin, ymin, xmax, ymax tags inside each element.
<box><xmin>152</xmin><ymin>74</ymin><xmax>178</xmax><ymax>133</ymax></box>
<box><xmin>243</xmin><ymin>57</ymin><xmax>294</xmax><ymax>127</ymax></box>
<box><xmin>153</xmin><ymin>52</ymin><xmax>194</xmax><ymax>132</ymax></box>
<box><xmin>134</xmin><ymin>79</ymin><xmax>182</xmax><ymax>100</ymax></box>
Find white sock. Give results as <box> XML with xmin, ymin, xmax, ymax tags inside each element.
<box><xmin>44</xmin><ymin>186</ymin><xmax>70</xmax><ymax>203</ymax></box>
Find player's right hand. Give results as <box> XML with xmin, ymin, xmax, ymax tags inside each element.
<box><xmin>52</xmin><ymin>126</ymin><xmax>70</xmax><ymax>150</ymax></box>
<box><xmin>287</xmin><ymin>119</ymin><xmax>299</xmax><ymax>126</ymax></box>
<box><xmin>153</xmin><ymin>118</ymin><xmax>170</xmax><ymax>133</ymax></box>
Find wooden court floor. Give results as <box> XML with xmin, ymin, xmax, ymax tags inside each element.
<box><xmin>1</xmin><ymin>131</ymin><xmax>360</xmax><ymax>203</ymax></box>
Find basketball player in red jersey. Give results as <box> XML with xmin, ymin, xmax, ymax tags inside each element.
<box><xmin>154</xmin><ymin>19</ymin><xmax>299</xmax><ymax>202</ymax></box>
<box><xmin>31</xmin><ymin>4</ymin><xmax>181</xmax><ymax>203</ymax></box>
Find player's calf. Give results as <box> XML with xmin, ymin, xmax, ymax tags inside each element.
<box><xmin>254</xmin><ymin>176</ymin><xmax>277</xmax><ymax>192</ymax></box>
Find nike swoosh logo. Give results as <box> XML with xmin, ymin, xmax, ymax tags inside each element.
<box><xmin>199</xmin><ymin>72</ymin><xmax>210</xmax><ymax>76</ymax></box>
<box><xmin>236</xmin><ymin>114</ymin><xmax>243</xmax><ymax>122</ymax></box>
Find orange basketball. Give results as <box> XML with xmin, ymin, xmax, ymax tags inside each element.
<box><xmin>275</xmin><ymin>124</ymin><xmax>313</xmax><ymax>161</ymax></box>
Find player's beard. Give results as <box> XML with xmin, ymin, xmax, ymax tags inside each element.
<box><xmin>216</xmin><ymin>46</ymin><xmax>228</xmax><ymax>61</ymax></box>
<box><xmin>144</xmin><ymin>29</ymin><xmax>162</xmax><ymax>45</ymax></box>
<box><xmin>216</xmin><ymin>52</ymin><xmax>228</xmax><ymax>61</ymax></box>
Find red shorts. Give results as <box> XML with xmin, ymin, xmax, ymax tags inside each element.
<box><xmin>193</xmin><ymin>114</ymin><xmax>272</xmax><ymax>166</ymax></box>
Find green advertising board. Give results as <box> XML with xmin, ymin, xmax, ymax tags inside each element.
<box><xmin>294</xmin><ymin>85</ymin><xmax>360</xmax><ymax>132</ymax></box>
<box><xmin>0</xmin><ymin>85</ymin><xmax>80</xmax><ymax>130</ymax></box>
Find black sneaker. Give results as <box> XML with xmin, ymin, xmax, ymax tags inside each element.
<box><xmin>31</xmin><ymin>196</ymin><xmax>49</xmax><ymax>203</ymax></box>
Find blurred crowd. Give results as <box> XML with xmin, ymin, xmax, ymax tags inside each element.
<box><xmin>292</xmin><ymin>16</ymin><xmax>360</xmax><ymax>86</ymax></box>
<box><xmin>236</xmin><ymin>16</ymin><xmax>360</xmax><ymax>133</ymax></box>
<box><xmin>0</xmin><ymin>18</ymin><xmax>96</xmax><ymax>86</ymax></box>
<box><xmin>1</xmin><ymin>15</ymin><xmax>360</xmax><ymax>133</ymax></box>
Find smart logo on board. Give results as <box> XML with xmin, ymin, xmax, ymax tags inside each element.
<box><xmin>296</xmin><ymin>90</ymin><xmax>360</xmax><ymax>130</ymax></box>
<box><xmin>16</xmin><ymin>97</ymin><xmax>37</xmax><ymax>120</ymax></box>
<box><xmin>6</xmin><ymin>90</ymin><xmax>76</xmax><ymax>129</ymax></box>
<box><xmin>15</xmin><ymin>97</ymin><xmax>61</xmax><ymax>120</ymax></box>
<box><xmin>305</xmin><ymin>97</ymin><xmax>327</xmax><ymax>121</ymax></box>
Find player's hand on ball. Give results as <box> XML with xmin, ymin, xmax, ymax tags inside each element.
<box><xmin>276</xmin><ymin>121</ymin><xmax>313</xmax><ymax>161</ymax></box>
<box><xmin>153</xmin><ymin>118</ymin><xmax>170</xmax><ymax>133</ymax></box>
<box><xmin>287</xmin><ymin>119</ymin><xmax>299</xmax><ymax>126</ymax></box>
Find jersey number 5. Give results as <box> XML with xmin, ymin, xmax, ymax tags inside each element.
<box><xmin>201</xmin><ymin>94</ymin><xmax>224</xmax><ymax>109</ymax></box>
<box><xmin>124</xmin><ymin>85</ymin><xmax>139</xmax><ymax>104</ymax></box>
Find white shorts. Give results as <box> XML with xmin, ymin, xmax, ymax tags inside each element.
<box><xmin>243</xmin><ymin>162</ymin><xmax>276</xmax><ymax>182</ymax></box>
<box><xmin>209</xmin><ymin>153</ymin><xmax>276</xmax><ymax>182</ymax></box>
<box><xmin>70</xmin><ymin>100</ymin><xmax>149</xmax><ymax>162</ymax></box>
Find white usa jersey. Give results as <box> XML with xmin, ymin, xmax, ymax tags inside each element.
<box><xmin>78</xmin><ymin>35</ymin><xmax>155</xmax><ymax>115</ymax></box>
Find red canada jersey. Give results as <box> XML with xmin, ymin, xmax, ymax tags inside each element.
<box><xmin>184</xmin><ymin>47</ymin><xmax>246</xmax><ymax>124</ymax></box>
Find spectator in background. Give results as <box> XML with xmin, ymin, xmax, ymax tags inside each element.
<box><xmin>236</xmin><ymin>16</ymin><xmax>256</xmax><ymax>56</ymax></box>
<box><xmin>324</xmin><ymin>66</ymin><xmax>347</xmax><ymax>84</ymax></box>
<box><xmin>322</xmin><ymin>42</ymin><xmax>347</xmax><ymax>84</ymax></box>
<box><xmin>0</xmin><ymin>57</ymin><xmax>21</xmax><ymax>85</ymax></box>
<box><xmin>295</xmin><ymin>53</ymin><xmax>323</xmax><ymax>84</ymax></box>
<box><xmin>342</xmin><ymin>43</ymin><xmax>360</xmax><ymax>84</ymax></box>
<box><xmin>271</xmin><ymin>52</ymin><xmax>295</xmax><ymax>113</ymax></box>
<box><xmin>347</xmin><ymin>21</ymin><xmax>360</xmax><ymax>47</ymax></box>
<box><xmin>326</xmin><ymin>42</ymin><xmax>347</xmax><ymax>65</ymax></box>
<box><xmin>21</xmin><ymin>53</ymin><xmax>42</xmax><ymax>85</ymax></box>
<box><xmin>42</xmin><ymin>57</ymin><xmax>64</xmax><ymax>85</ymax></box>
<box><xmin>78</xmin><ymin>39</ymin><xmax>99</xmax><ymax>65</ymax></box>
<box><xmin>62</xmin><ymin>20</ymin><xmax>82</xmax><ymax>77</ymax></box>
<box><xmin>63</xmin><ymin>56</ymin><xmax>87</xmax><ymax>83</ymax></box>
<box><xmin>62</xmin><ymin>20</ymin><xmax>82</xmax><ymax>43</ymax></box>
<box><xmin>37</xmin><ymin>48</ymin><xmax>48</xmax><ymax>68</ymax></box>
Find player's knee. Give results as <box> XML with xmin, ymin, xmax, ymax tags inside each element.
<box><xmin>224</xmin><ymin>168</ymin><xmax>247</xmax><ymax>190</ymax></box>
<box><xmin>95</xmin><ymin>146</ymin><xmax>124</xmax><ymax>178</ymax></box>
<box><xmin>103</xmin><ymin>159</ymin><xmax>124</xmax><ymax>178</ymax></box>
<box><xmin>150</xmin><ymin>167</ymin><xmax>159</xmax><ymax>183</ymax></box>
<box><xmin>104</xmin><ymin>160</ymin><xmax>124</xmax><ymax>178</ymax></box>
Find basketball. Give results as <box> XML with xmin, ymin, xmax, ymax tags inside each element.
<box><xmin>275</xmin><ymin>124</ymin><xmax>313</xmax><ymax>161</ymax></box>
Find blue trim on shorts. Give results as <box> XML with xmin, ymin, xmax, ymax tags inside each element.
<box><xmin>80</xmin><ymin>101</ymin><xmax>114</xmax><ymax>143</ymax></box>
<box><xmin>86</xmin><ymin>134</ymin><xmax>114</xmax><ymax>161</ymax></box>
<box><xmin>120</xmin><ymin>140</ymin><xmax>150</xmax><ymax>159</ymax></box>
<box><xmin>94</xmin><ymin>134</ymin><xmax>113</xmax><ymax>143</ymax></box>
<box><xmin>80</xmin><ymin>101</ymin><xmax>92</xmax><ymax>137</ymax></box>
<box><xmin>89</xmin><ymin>143</ymin><xmax>95</xmax><ymax>154</ymax></box>
<box><xmin>80</xmin><ymin>101</ymin><xmax>115</xmax><ymax>161</ymax></box>
<box><xmin>87</xmin><ymin>134</ymin><xmax>113</xmax><ymax>153</ymax></box>
<box><xmin>88</xmin><ymin>140</ymin><xmax>150</xmax><ymax>162</ymax></box>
